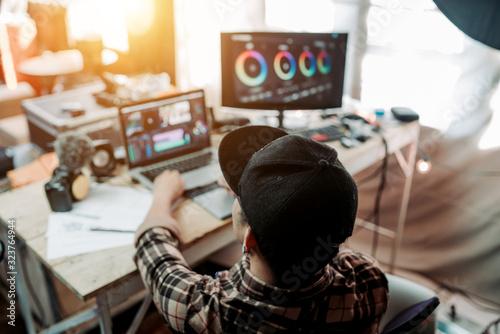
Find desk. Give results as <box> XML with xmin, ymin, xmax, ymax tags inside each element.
<box><xmin>0</xmin><ymin>119</ymin><xmax>419</xmax><ymax>333</ymax></box>
<box><xmin>0</xmin><ymin>176</ymin><xmax>233</xmax><ymax>333</ymax></box>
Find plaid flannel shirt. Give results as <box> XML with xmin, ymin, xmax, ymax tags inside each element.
<box><xmin>134</xmin><ymin>227</ymin><xmax>389</xmax><ymax>334</ymax></box>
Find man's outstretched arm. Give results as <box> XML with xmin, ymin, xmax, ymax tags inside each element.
<box><xmin>134</xmin><ymin>171</ymin><xmax>223</xmax><ymax>333</ymax></box>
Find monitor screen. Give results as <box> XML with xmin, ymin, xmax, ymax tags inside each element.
<box><xmin>221</xmin><ymin>32</ymin><xmax>348</xmax><ymax>112</ymax></box>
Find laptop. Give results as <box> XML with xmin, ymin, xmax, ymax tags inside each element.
<box><xmin>118</xmin><ymin>89</ymin><xmax>223</xmax><ymax>192</ymax></box>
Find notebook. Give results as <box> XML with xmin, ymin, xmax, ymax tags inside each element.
<box><xmin>118</xmin><ymin>89</ymin><xmax>222</xmax><ymax>191</ymax></box>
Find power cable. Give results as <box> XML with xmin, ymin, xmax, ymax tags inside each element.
<box><xmin>370</xmin><ymin>132</ymin><xmax>389</xmax><ymax>258</ymax></box>
<box><xmin>482</xmin><ymin>316</ymin><xmax>500</xmax><ymax>334</ymax></box>
<box><xmin>356</xmin><ymin>163</ymin><xmax>383</xmax><ymax>187</ymax></box>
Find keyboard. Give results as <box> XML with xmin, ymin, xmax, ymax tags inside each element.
<box><xmin>140</xmin><ymin>151</ymin><xmax>216</xmax><ymax>182</ymax></box>
<box><xmin>293</xmin><ymin>125</ymin><xmax>345</xmax><ymax>142</ymax></box>
<box><xmin>185</xmin><ymin>181</ymin><xmax>221</xmax><ymax>198</ymax></box>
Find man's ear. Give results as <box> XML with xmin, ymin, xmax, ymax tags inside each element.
<box><xmin>243</xmin><ymin>227</ymin><xmax>257</xmax><ymax>249</ymax></box>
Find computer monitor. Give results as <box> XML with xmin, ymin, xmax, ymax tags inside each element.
<box><xmin>221</xmin><ymin>32</ymin><xmax>348</xmax><ymax>128</ymax></box>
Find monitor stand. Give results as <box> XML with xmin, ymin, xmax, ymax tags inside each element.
<box><xmin>277</xmin><ymin>108</ymin><xmax>286</xmax><ymax>129</ymax></box>
<box><xmin>274</xmin><ymin>108</ymin><xmax>310</xmax><ymax>130</ymax></box>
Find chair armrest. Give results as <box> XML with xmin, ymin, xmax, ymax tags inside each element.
<box><xmin>381</xmin><ymin>296</ymin><xmax>440</xmax><ymax>334</ymax></box>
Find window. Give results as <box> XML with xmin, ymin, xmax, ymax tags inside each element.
<box><xmin>363</xmin><ymin>0</ymin><xmax>500</xmax><ymax>142</ymax></box>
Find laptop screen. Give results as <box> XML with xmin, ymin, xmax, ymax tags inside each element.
<box><xmin>119</xmin><ymin>90</ymin><xmax>210</xmax><ymax>169</ymax></box>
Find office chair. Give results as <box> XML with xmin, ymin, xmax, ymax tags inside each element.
<box><xmin>380</xmin><ymin>274</ymin><xmax>440</xmax><ymax>334</ymax></box>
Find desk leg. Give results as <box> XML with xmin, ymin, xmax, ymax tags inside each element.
<box><xmin>96</xmin><ymin>293</ymin><xmax>113</xmax><ymax>334</ymax></box>
<box><xmin>126</xmin><ymin>293</ymin><xmax>152</xmax><ymax>334</ymax></box>
<box><xmin>0</xmin><ymin>222</ymin><xmax>37</xmax><ymax>334</ymax></box>
<box><xmin>40</xmin><ymin>265</ymin><xmax>63</xmax><ymax>322</ymax></box>
<box><xmin>15</xmin><ymin>255</ymin><xmax>38</xmax><ymax>333</ymax></box>
<box><xmin>388</xmin><ymin>135</ymin><xmax>418</xmax><ymax>273</ymax></box>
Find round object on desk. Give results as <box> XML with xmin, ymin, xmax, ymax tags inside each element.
<box><xmin>90</xmin><ymin>140</ymin><xmax>116</xmax><ymax>177</ymax></box>
<box><xmin>17</xmin><ymin>50</ymin><xmax>84</xmax><ymax>95</ymax></box>
<box><xmin>71</xmin><ymin>173</ymin><xmax>90</xmax><ymax>201</ymax></box>
<box><xmin>18</xmin><ymin>50</ymin><xmax>84</xmax><ymax>77</ymax></box>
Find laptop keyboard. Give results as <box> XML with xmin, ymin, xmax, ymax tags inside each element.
<box><xmin>140</xmin><ymin>151</ymin><xmax>216</xmax><ymax>181</ymax></box>
<box><xmin>293</xmin><ymin>125</ymin><xmax>345</xmax><ymax>142</ymax></box>
<box><xmin>185</xmin><ymin>181</ymin><xmax>220</xmax><ymax>198</ymax></box>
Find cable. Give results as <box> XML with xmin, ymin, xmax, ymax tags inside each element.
<box><xmin>350</xmin><ymin>135</ymin><xmax>388</xmax><ymax>239</ymax></box>
<box><xmin>370</xmin><ymin>133</ymin><xmax>389</xmax><ymax>258</ymax></box>
<box><xmin>356</xmin><ymin>163</ymin><xmax>383</xmax><ymax>187</ymax></box>
<box><xmin>459</xmin><ymin>290</ymin><xmax>500</xmax><ymax>313</ymax></box>
<box><xmin>482</xmin><ymin>316</ymin><xmax>500</xmax><ymax>334</ymax></box>
<box><xmin>438</xmin><ymin>281</ymin><xmax>500</xmax><ymax>313</ymax></box>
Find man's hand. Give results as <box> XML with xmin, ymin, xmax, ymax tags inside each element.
<box><xmin>146</xmin><ymin>170</ymin><xmax>186</xmax><ymax>218</ymax></box>
<box><xmin>153</xmin><ymin>170</ymin><xmax>186</xmax><ymax>203</ymax></box>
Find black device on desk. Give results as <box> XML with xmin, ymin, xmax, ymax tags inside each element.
<box><xmin>293</xmin><ymin>124</ymin><xmax>345</xmax><ymax>142</ymax></box>
<box><xmin>391</xmin><ymin>107</ymin><xmax>420</xmax><ymax>122</ymax></box>
<box><xmin>292</xmin><ymin>114</ymin><xmax>374</xmax><ymax>147</ymax></box>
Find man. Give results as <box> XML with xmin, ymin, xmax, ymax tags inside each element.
<box><xmin>134</xmin><ymin>126</ymin><xmax>388</xmax><ymax>333</ymax></box>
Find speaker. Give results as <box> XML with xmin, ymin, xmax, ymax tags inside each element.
<box><xmin>90</xmin><ymin>139</ymin><xmax>116</xmax><ymax>177</ymax></box>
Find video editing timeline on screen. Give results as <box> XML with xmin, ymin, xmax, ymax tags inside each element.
<box><xmin>230</xmin><ymin>33</ymin><xmax>346</xmax><ymax>108</ymax></box>
<box><xmin>121</xmin><ymin>93</ymin><xmax>208</xmax><ymax>166</ymax></box>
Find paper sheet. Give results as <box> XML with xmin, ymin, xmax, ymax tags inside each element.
<box><xmin>46</xmin><ymin>231</ymin><xmax>134</xmax><ymax>259</ymax></box>
<box><xmin>46</xmin><ymin>184</ymin><xmax>153</xmax><ymax>259</ymax></box>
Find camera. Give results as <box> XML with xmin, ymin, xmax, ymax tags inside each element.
<box><xmin>45</xmin><ymin>132</ymin><xmax>94</xmax><ymax>212</ymax></box>
<box><xmin>45</xmin><ymin>168</ymin><xmax>73</xmax><ymax>212</ymax></box>
<box><xmin>45</xmin><ymin>165</ymin><xmax>91</xmax><ymax>212</ymax></box>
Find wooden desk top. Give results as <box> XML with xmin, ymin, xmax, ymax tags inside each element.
<box><xmin>0</xmin><ymin>120</ymin><xmax>419</xmax><ymax>301</ymax></box>
<box><xmin>330</xmin><ymin>119</ymin><xmax>420</xmax><ymax>175</ymax></box>
<box><xmin>0</xmin><ymin>175</ymin><xmax>231</xmax><ymax>300</ymax></box>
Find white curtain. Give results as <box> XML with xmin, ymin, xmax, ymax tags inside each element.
<box><xmin>175</xmin><ymin>0</ymin><xmax>500</xmax><ymax>141</ymax></box>
<box><xmin>361</xmin><ymin>0</ymin><xmax>500</xmax><ymax>139</ymax></box>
